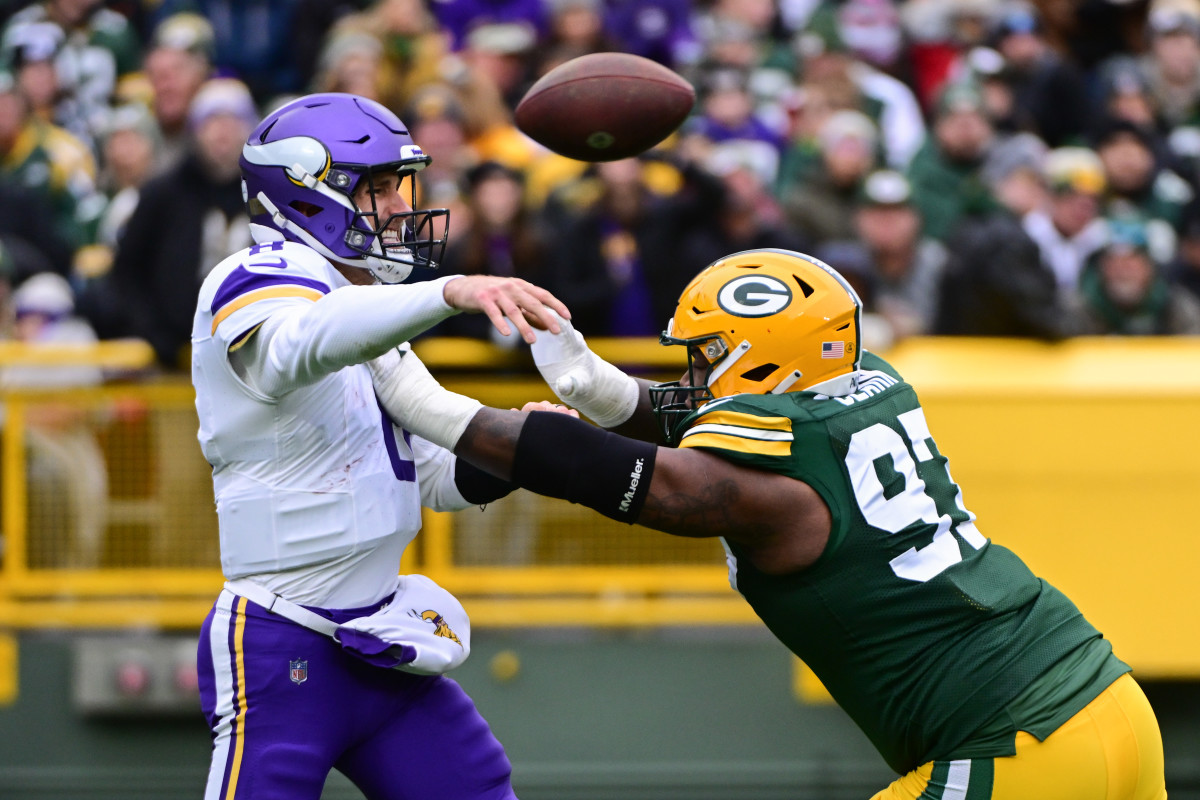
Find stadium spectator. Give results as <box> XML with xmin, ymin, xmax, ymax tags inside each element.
<box><xmin>142</xmin><ymin>12</ymin><xmax>213</xmax><ymax>174</ymax></box>
<box><xmin>539</xmin><ymin>0</ymin><xmax>617</xmax><ymax>68</ymax></box>
<box><xmin>1096</xmin><ymin>56</ymin><xmax>1165</xmax><ymax>139</ymax></box>
<box><xmin>906</xmin><ymin>80</ymin><xmax>998</xmax><ymax>239</ymax></box>
<box><xmin>1140</xmin><ymin>2</ymin><xmax>1200</xmax><ymax>130</ymax></box>
<box><xmin>980</xmin><ymin>130</ymin><xmax>1049</xmax><ymax>218</ymax></box>
<box><xmin>691</xmin><ymin>0</ymin><xmax>780</xmax><ymax>80</ymax></box>
<box><xmin>987</xmin><ymin>3</ymin><xmax>1090</xmax><ymax>148</ymax></box>
<box><xmin>541</xmin><ymin>154</ymin><xmax>723</xmax><ymax>337</ymax></box>
<box><xmin>429</xmin><ymin>0</ymin><xmax>547</xmax><ymax>54</ymax></box>
<box><xmin>0</xmin><ymin>70</ymin><xmax>101</xmax><ymax>260</ymax></box>
<box><xmin>1092</xmin><ymin>116</ymin><xmax>1193</xmax><ymax>262</ymax></box>
<box><xmin>835</xmin><ymin>0</ymin><xmax>908</xmax><ymax>79</ymax></box>
<box><xmin>403</xmin><ymin>84</ymin><xmax>478</xmax><ymax>203</ymax></box>
<box><xmin>958</xmin><ymin>46</ymin><xmax>1018</xmax><ymax>135</ymax></box>
<box><xmin>935</xmin><ymin>135</ymin><xmax>1074</xmax><ymax>339</ymax></box>
<box><xmin>433</xmin><ymin>39</ymin><xmax>543</xmax><ymax>173</ymax></box>
<box><xmin>1021</xmin><ymin>146</ymin><xmax>1110</xmax><ymax>302</ymax></box>
<box><xmin>4</xmin><ymin>21</ymin><xmax>68</xmax><ymax>127</ymax></box>
<box><xmin>779</xmin><ymin>108</ymin><xmax>881</xmax><ymax>244</ymax></box>
<box><xmin>414</xmin><ymin>160</ymin><xmax>552</xmax><ymax>346</ymax></box>
<box><xmin>820</xmin><ymin>169</ymin><xmax>947</xmax><ymax>342</ymax></box>
<box><xmin>151</xmin><ymin>0</ymin><xmax>304</xmax><ymax>103</ymax></box>
<box><xmin>899</xmin><ymin>0</ymin><xmax>995</xmax><ymax>111</ymax></box>
<box><xmin>0</xmin><ymin>0</ymin><xmax>141</xmax><ymax>143</ymax></box>
<box><xmin>687</xmin><ymin>65</ymin><xmax>786</xmax><ymax>156</ymax></box>
<box><xmin>289</xmin><ymin>0</ymin><xmax>364</xmax><ymax>93</ymax></box>
<box><xmin>72</xmin><ymin>102</ymin><xmax>161</xmax><ymax>325</ymax></box>
<box><xmin>1074</xmin><ymin>215</ymin><xmax>1200</xmax><ymax>334</ymax></box>
<box><xmin>460</xmin><ymin>21</ymin><xmax>539</xmax><ymax>109</ymax></box>
<box><xmin>603</xmin><ymin>0</ymin><xmax>699</xmax><ymax>70</ymax></box>
<box><xmin>100</xmin><ymin>77</ymin><xmax>256</xmax><ymax>369</ymax></box>
<box><xmin>310</xmin><ymin>30</ymin><xmax>386</xmax><ymax>102</ymax></box>
<box><xmin>789</xmin><ymin>8</ymin><xmax>926</xmax><ymax>169</ymax></box>
<box><xmin>94</xmin><ymin>103</ymin><xmax>161</xmax><ymax>242</ymax></box>
<box><xmin>669</xmin><ymin>140</ymin><xmax>811</xmax><ymax>303</ymax></box>
<box><xmin>2</xmin><ymin>271</ymin><xmax>107</xmax><ymax>569</ymax></box>
<box><xmin>0</xmin><ymin>159</ymin><xmax>72</xmax><ymax>279</ymax></box>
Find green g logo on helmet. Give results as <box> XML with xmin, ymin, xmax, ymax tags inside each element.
<box><xmin>716</xmin><ymin>275</ymin><xmax>793</xmax><ymax>317</ymax></box>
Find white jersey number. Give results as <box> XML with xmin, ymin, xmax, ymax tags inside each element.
<box><xmin>845</xmin><ymin>408</ymin><xmax>986</xmax><ymax>582</ymax></box>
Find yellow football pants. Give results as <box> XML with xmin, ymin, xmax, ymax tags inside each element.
<box><xmin>872</xmin><ymin>673</ymin><xmax>1166</xmax><ymax>800</ymax></box>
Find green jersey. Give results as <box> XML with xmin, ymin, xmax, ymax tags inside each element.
<box><xmin>676</xmin><ymin>352</ymin><xmax>1128</xmax><ymax>773</ymax></box>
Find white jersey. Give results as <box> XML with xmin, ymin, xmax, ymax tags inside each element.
<box><xmin>192</xmin><ymin>239</ymin><xmax>471</xmax><ymax>606</ymax></box>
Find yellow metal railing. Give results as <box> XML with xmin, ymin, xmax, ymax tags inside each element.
<box><xmin>0</xmin><ymin>337</ymin><xmax>1198</xmax><ymax>675</ymax></box>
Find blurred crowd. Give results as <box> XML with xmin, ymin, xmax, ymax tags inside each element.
<box><xmin>3</xmin><ymin>0</ymin><xmax>1200</xmax><ymax>373</ymax></box>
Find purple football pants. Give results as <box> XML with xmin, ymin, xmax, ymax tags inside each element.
<box><xmin>198</xmin><ymin>588</ymin><xmax>517</xmax><ymax>800</ymax></box>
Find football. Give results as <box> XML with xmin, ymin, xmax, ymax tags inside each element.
<box><xmin>515</xmin><ymin>52</ymin><xmax>696</xmax><ymax>162</ymax></box>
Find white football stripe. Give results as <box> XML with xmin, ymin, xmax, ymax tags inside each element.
<box><xmin>204</xmin><ymin>590</ymin><xmax>236</xmax><ymax>800</ymax></box>
<box><xmin>683</xmin><ymin>423</ymin><xmax>794</xmax><ymax>442</ymax></box>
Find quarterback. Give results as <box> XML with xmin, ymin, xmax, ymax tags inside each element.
<box><xmin>369</xmin><ymin>248</ymin><xmax>1167</xmax><ymax>799</ymax></box>
<box><xmin>192</xmin><ymin>93</ymin><xmax>566</xmax><ymax>799</ymax></box>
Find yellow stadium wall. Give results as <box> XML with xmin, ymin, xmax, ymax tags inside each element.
<box><xmin>0</xmin><ymin>336</ymin><xmax>1197</xmax><ymax>678</ymax></box>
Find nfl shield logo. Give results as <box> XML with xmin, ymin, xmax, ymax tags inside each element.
<box><xmin>289</xmin><ymin>659</ymin><xmax>308</xmax><ymax>685</ymax></box>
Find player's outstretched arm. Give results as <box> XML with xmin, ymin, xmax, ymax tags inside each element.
<box><xmin>368</xmin><ymin>350</ymin><xmax>830</xmax><ymax>574</ymax></box>
<box><xmin>455</xmin><ymin>408</ymin><xmax>830</xmax><ymax>573</ymax></box>
<box><xmin>228</xmin><ymin>274</ymin><xmax>571</xmax><ymax>397</ymax></box>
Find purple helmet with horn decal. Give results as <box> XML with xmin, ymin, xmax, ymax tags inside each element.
<box><xmin>239</xmin><ymin>92</ymin><xmax>449</xmax><ymax>283</ymax></box>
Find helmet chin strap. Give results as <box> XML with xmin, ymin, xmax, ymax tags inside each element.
<box><xmin>254</xmin><ymin>190</ymin><xmax>413</xmax><ymax>284</ymax></box>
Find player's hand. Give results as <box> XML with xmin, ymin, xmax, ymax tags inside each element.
<box><xmin>442</xmin><ymin>276</ymin><xmax>571</xmax><ymax>344</ymax></box>
<box><xmin>528</xmin><ymin>311</ymin><xmax>638</xmax><ymax>429</ymax></box>
<box><xmin>517</xmin><ymin>400</ymin><xmax>580</xmax><ymax>417</ymax></box>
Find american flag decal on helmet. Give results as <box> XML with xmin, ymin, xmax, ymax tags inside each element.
<box><xmin>822</xmin><ymin>341</ymin><xmax>845</xmax><ymax>359</ymax></box>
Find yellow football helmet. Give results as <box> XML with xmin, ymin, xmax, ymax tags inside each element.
<box><xmin>650</xmin><ymin>249</ymin><xmax>862</xmax><ymax>443</ymax></box>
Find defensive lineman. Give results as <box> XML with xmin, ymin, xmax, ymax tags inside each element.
<box><xmin>369</xmin><ymin>248</ymin><xmax>1167</xmax><ymax>799</ymax></box>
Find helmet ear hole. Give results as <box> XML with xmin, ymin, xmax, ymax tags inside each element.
<box><xmin>289</xmin><ymin>200</ymin><xmax>323</xmax><ymax>218</ymax></box>
<box><xmin>740</xmin><ymin>363</ymin><xmax>779</xmax><ymax>382</ymax></box>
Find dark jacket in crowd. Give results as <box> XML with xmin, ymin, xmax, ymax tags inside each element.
<box><xmin>935</xmin><ymin>210</ymin><xmax>1078</xmax><ymax>340</ymax></box>
<box><xmin>543</xmin><ymin>163</ymin><xmax>727</xmax><ymax>337</ymax></box>
<box><xmin>100</xmin><ymin>152</ymin><xmax>247</xmax><ymax>369</ymax></box>
<box><xmin>0</xmin><ymin>180</ymin><xmax>73</xmax><ymax>280</ymax></box>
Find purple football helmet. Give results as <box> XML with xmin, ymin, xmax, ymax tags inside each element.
<box><xmin>240</xmin><ymin>93</ymin><xmax>448</xmax><ymax>283</ymax></box>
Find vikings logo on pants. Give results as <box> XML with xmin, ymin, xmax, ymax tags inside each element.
<box><xmin>420</xmin><ymin>609</ymin><xmax>462</xmax><ymax>647</ymax></box>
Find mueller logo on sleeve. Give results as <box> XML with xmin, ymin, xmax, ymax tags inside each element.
<box><xmin>618</xmin><ymin>458</ymin><xmax>646</xmax><ymax>513</ymax></box>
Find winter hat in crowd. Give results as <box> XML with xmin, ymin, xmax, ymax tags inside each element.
<box><xmin>187</xmin><ymin>78</ymin><xmax>259</xmax><ymax>132</ymax></box>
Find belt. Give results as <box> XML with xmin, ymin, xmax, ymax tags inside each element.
<box><xmin>224</xmin><ymin>578</ymin><xmax>339</xmax><ymax>638</ymax></box>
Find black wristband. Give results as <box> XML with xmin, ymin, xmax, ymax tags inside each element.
<box><xmin>454</xmin><ymin>458</ymin><xmax>516</xmax><ymax>505</ymax></box>
<box><xmin>511</xmin><ymin>411</ymin><xmax>656</xmax><ymax>524</ymax></box>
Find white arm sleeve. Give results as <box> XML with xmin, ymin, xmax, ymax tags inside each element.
<box><xmin>245</xmin><ymin>276</ymin><xmax>461</xmax><ymax>397</ymax></box>
<box><xmin>410</xmin><ymin>434</ymin><xmax>476</xmax><ymax>512</ymax></box>
<box><xmin>367</xmin><ymin>346</ymin><xmax>482</xmax><ymax>451</ymax></box>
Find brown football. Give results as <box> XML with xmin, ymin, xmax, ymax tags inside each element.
<box><xmin>515</xmin><ymin>52</ymin><xmax>696</xmax><ymax>162</ymax></box>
